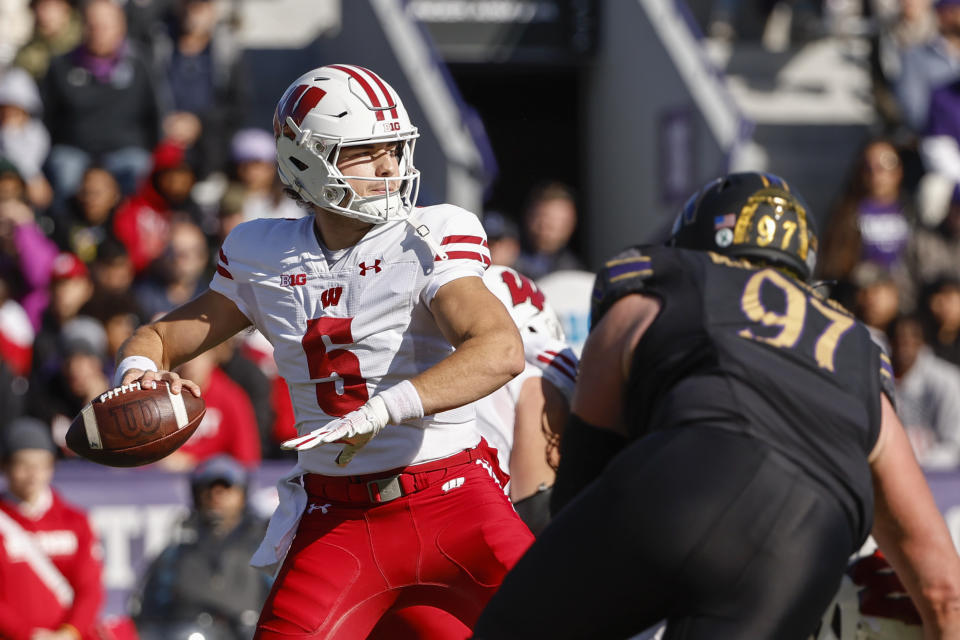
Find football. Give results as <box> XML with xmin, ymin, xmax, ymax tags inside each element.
<box><xmin>66</xmin><ymin>381</ymin><xmax>205</xmax><ymax>467</ymax></box>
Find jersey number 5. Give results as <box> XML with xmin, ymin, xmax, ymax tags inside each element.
<box><xmin>302</xmin><ymin>317</ymin><xmax>369</xmax><ymax>416</ymax></box>
<box><xmin>738</xmin><ymin>269</ymin><xmax>855</xmax><ymax>372</ymax></box>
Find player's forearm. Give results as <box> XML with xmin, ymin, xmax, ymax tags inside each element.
<box><xmin>873</xmin><ymin>506</ymin><xmax>960</xmax><ymax>636</ymax></box>
<box><xmin>116</xmin><ymin>324</ymin><xmax>169</xmax><ymax>369</ymax></box>
<box><xmin>871</xmin><ymin>395</ymin><xmax>960</xmax><ymax>635</ymax></box>
<box><xmin>410</xmin><ymin>325</ymin><xmax>523</xmax><ymax>416</ymax></box>
<box><xmin>872</xmin><ymin>462</ymin><xmax>960</xmax><ymax>636</ymax></box>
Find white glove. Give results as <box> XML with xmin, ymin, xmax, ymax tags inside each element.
<box><xmin>281</xmin><ymin>396</ymin><xmax>390</xmax><ymax>466</ymax></box>
<box><xmin>523</xmin><ymin>331</ymin><xmax>579</xmax><ymax>403</ymax></box>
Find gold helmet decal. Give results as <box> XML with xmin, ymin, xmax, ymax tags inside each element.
<box><xmin>732</xmin><ymin>187</ymin><xmax>811</xmax><ymax>263</ymax></box>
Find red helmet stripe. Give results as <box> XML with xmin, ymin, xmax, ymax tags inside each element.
<box><xmin>329</xmin><ymin>64</ymin><xmax>386</xmax><ymax>121</ymax></box>
<box><xmin>291</xmin><ymin>87</ymin><xmax>326</xmax><ymax>126</ymax></box>
<box><xmin>278</xmin><ymin>85</ymin><xmax>308</xmax><ymax>125</ymax></box>
<box><xmin>277</xmin><ymin>85</ymin><xmax>326</xmax><ymax>132</ymax></box>
<box><xmin>354</xmin><ymin>66</ymin><xmax>400</xmax><ymax>120</ymax></box>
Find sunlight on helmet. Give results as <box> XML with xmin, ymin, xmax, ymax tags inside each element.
<box><xmin>273</xmin><ymin>64</ymin><xmax>420</xmax><ymax>225</ymax></box>
<box><xmin>669</xmin><ymin>172</ymin><xmax>819</xmax><ymax>282</ymax></box>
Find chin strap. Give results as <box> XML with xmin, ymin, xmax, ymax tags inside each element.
<box><xmin>405</xmin><ymin>212</ymin><xmax>448</xmax><ymax>260</ymax></box>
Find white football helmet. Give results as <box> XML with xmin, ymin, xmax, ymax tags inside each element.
<box><xmin>273</xmin><ymin>64</ymin><xmax>420</xmax><ymax>225</ymax></box>
<box><xmin>484</xmin><ymin>266</ymin><xmax>566</xmax><ymax>341</ymax></box>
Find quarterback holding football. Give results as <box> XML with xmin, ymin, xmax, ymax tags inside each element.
<box><xmin>113</xmin><ymin>64</ymin><xmax>534</xmax><ymax>639</ymax></box>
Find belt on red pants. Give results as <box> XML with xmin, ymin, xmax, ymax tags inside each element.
<box><xmin>302</xmin><ymin>444</ymin><xmax>491</xmax><ymax>505</ymax></box>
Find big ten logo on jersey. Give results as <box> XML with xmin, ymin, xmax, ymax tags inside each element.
<box><xmin>321</xmin><ymin>286</ymin><xmax>343</xmax><ymax>309</ymax></box>
<box><xmin>281</xmin><ymin>273</ymin><xmax>307</xmax><ymax>287</ymax></box>
<box><xmin>501</xmin><ymin>270</ymin><xmax>545</xmax><ymax>310</ymax></box>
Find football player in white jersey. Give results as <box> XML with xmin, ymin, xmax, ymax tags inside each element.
<box><xmin>113</xmin><ymin>64</ymin><xmax>535</xmax><ymax>639</ymax></box>
<box><xmin>477</xmin><ymin>265</ymin><xmax>578</xmax><ymax>536</ymax></box>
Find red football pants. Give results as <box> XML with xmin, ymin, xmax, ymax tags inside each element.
<box><xmin>254</xmin><ymin>447</ymin><xmax>535</xmax><ymax>639</ymax></box>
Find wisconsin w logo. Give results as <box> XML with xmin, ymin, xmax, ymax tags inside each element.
<box><xmin>273</xmin><ymin>84</ymin><xmax>327</xmax><ymax>137</ymax></box>
<box><xmin>500</xmin><ymin>270</ymin><xmax>545</xmax><ymax>310</ymax></box>
<box><xmin>320</xmin><ymin>287</ymin><xmax>343</xmax><ymax>309</ymax></box>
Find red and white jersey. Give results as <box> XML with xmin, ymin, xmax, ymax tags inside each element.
<box><xmin>210</xmin><ymin>203</ymin><xmax>491</xmax><ymax>476</ymax></box>
<box><xmin>475</xmin><ymin>265</ymin><xmax>578</xmax><ymax>477</ymax></box>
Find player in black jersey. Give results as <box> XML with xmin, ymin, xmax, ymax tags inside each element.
<box><xmin>473</xmin><ymin>173</ymin><xmax>960</xmax><ymax>640</ymax></box>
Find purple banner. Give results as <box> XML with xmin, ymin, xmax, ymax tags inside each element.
<box><xmin>4</xmin><ymin>461</ymin><xmax>960</xmax><ymax>619</ymax></box>
<box><xmin>45</xmin><ymin>460</ymin><xmax>290</xmax><ymax>617</ymax></box>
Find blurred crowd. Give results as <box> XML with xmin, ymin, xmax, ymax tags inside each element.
<box><xmin>698</xmin><ymin>0</ymin><xmax>960</xmax><ymax>471</ymax></box>
<box><xmin>3</xmin><ymin>0</ymin><xmax>960</xmax><ymax>635</ymax></box>
<box><xmin>0</xmin><ymin>0</ymin><xmax>595</xmax><ymax>476</ymax></box>
<box><xmin>0</xmin><ymin>0</ymin><xmax>309</xmax><ymax>469</ymax></box>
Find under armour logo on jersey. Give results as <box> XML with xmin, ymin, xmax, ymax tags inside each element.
<box><xmin>321</xmin><ymin>286</ymin><xmax>343</xmax><ymax>308</ymax></box>
<box><xmin>307</xmin><ymin>503</ymin><xmax>331</xmax><ymax>515</ymax></box>
<box><xmin>359</xmin><ymin>260</ymin><xmax>382</xmax><ymax>276</ymax></box>
<box><xmin>280</xmin><ymin>273</ymin><xmax>307</xmax><ymax>286</ymax></box>
<box><xmin>441</xmin><ymin>477</ymin><xmax>465</xmax><ymax>493</ymax></box>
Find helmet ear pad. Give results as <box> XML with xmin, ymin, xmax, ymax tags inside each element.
<box><xmin>322</xmin><ymin>185</ymin><xmax>346</xmax><ymax>206</ymax></box>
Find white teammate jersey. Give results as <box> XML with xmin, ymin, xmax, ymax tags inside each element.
<box><xmin>475</xmin><ymin>363</ymin><xmax>542</xmax><ymax>477</ymax></box>
<box><xmin>210</xmin><ymin>203</ymin><xmax>491</xmax><ymax>477</ymax></box>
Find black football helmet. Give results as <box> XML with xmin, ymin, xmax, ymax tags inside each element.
<box><xmin>668</xmin><ymin>172</ymin><xmax>818</xmax><ymax>282</ymax></box>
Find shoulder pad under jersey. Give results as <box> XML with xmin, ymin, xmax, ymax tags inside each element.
<box><xmin>590</xmin><ymin>246</ymin><xmax>657</xmax><ymax>328</ymax></box>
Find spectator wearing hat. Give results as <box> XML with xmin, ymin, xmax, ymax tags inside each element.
<box><xmin>112</xmin><ymin>141</ymin><xmax>202</xmax><ymax>275</ymax></box>
<box><xmin>41</xmin><ymin>0</ymin><xmax>164</xmax><ymax>207</ymax></box>
<box><xmin>30</xmin><ymin>252</ymin><xmax>94</xmax><ymax>381</ymax></box>
<box><xmin>220</xmin><ymin>128</ymin><xmax>303</xmax><ymax>224</ymax></box>
<box><xmin>895</xmin><ymin>0</ymin><xmax>960</xmax><ymax>132</ymax></box>
<box><xmin>27</xmin><ymin>315</ymin><xmax>111</xmax><ymax>445</ymax></box>
<box><xmin>132</xmin><ymin>454</ymin><xmax>270</xmax><ymax>640</ymax></box>
<box><xmin>0</xmin><ymin>174</ymin><xmax>58</xmax><ymax>331</ymax></box>
<box><xmin>483</xmin><ymin>210</ymin><xmax>521</xmax><ymax>268</ymax></box>
<box><xmin>0</xmin><ymin>417</ymin><xmax>105</xmax><ymax>640</ymax></box>
<box><xmin>0</xmin><ymin>66</ymin><xmax>53</xmax><ymax>209</ymax></box>
<box><xmin>0</xmin><ymin>0</ymin><xmax>34</xmax><ymax>66</ymax></box>
<box><xmin>13</xmin><ymin>0</ymin><xmax>82</xmax><ymax>81</ymax></box>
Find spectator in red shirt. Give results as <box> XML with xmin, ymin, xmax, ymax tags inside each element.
<box><xmin>0</xmin><ymin>417</ymin><xmax>104</xmax><ymax>639</ymax></box>
<box><xmin>159</xmin><ymin>343</ymin><xmax>260</xmax><ymax>470</ymax></box>
<box><xmin>112</xmin><ymin>141</ymin><xmax>202</xmax><ymax>275</ymax></box>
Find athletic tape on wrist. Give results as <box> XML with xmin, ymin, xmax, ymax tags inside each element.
<box><xmin>113</xmin><ymin>356</ymin><xmax>159</xmax><ymax>387</ymax></box>
<box><xmin>376</xmin><ymin>380</ymin><xmax>425</xmax><ymax>424</ymax></box>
